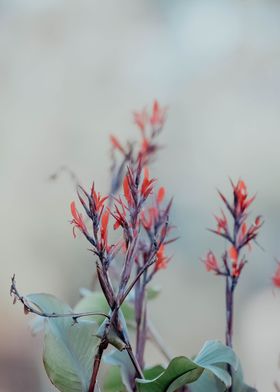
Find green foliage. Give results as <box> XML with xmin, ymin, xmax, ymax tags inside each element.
<box><xmin>103</xmin><ymin>350</ymin><xmax>165</xmax><ymax>392</ymax></box>
<box><xmin>136</xmin><ymin>340</ymin><xmax>238</xmax><ymax>392</ymax></box>
<box><xmin>27</xmin><ymin>293</ymin><xmax>99</xmax><ymax>392</ymax></box>
<box><xmin>190</xmin><ymin>361</ymin><xmax>257</xmax><ymax>392</ymax></box>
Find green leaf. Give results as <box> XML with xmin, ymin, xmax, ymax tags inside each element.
<box><xmin>103</xmin><ymin>365</ymin><xmax>165</xmax><ymax>392</ymax></box>
<box><xmin>190</xmin><ymin>350</ymin><xmax>257</xmax><ymax>392</ymax></box>
<box><xmin>194</xmin><ymin>340</ymin><xmax>238</xmax><ymax>387</ymax></box>
<box><xmin>27</xmin><ymin>293</ymin><xmax>99</xmax><ymax>392</ymax></box>
<box><xmin>231</xmin><ymin>360</ymin><xmax>257</xmax><ymax>392</ymax></box>
<box><xmin>136</xmin><ymin>340</ymin><xmax>239</xmax><ymax>392</ymax></box>
<box><xmin>136</xmin><ymin>356</ymin><xmax>203</xmax><ymax>392</ymax></box>
<box><xmin>103</xmin><ymin>350</ymin><xmax>165</xmax><ymax>392</ymax></box>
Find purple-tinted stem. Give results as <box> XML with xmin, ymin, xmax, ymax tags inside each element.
<box><xmin>135</xmin><ymin>269</ymin><xmax>148</xmax><ymax>370</ymax></box>
<box><xmin>226</xmin><ymin>276</ymin><xmax>235</xmax><ymax>392</ymax></box>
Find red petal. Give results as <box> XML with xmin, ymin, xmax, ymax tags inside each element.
<box><xmin>110</xmin><ymin>135</ymin><xmax>125</xmax><ymax>155</ymax></box>
<box><xmin>157</xmin><ymin>187</ymin><xmax>165</xmax><ymax>204</ymax></box>
<box><xmin>229</xmin><ymin>246</ymin><xmax>238</xmax><ymax>263</ymax></box>
<box><xmin>70</xmin><ymin>201</ymin><xmax>78</xmax><ymax>221</ymax></box>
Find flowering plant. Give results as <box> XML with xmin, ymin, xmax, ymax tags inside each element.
<box><xmin>11</xmin><ymin>102</ymin><xmax>260</xmax><ymax>392</ymax></box>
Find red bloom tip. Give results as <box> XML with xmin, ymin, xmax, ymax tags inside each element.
<box><xmin>123</xmin><ymin>175</ymin><xmax>133</xmax><ymax>206</ymax></box>
<box><xmin>215</xmin><ymin>210</ymin><xmax>228</xmax><ymax>234</ymax></box>
<box><xmin>155</xmin><ymin>244</ymin><xmax>167</xmax><ymax>271</ymax></box>
<box><xmin>273</xmin><ymin>263</ymin><xmax>280</xmax><ymax>288</ymax></box>
<box><xmin>255</xmin><ymin>216</ymin><xmax>262</xmax><ymax>226</ymax></box>
<box><xmin>229</xmin><ymin>246</ymin><xmax>238</xmax><ymax>263</ymax></box>
<box><xmin>101</xmin><ymin>210</ymin><xmax>110</xmax><ymax>245</ymax></box>
<box><xmin>204</xmin><ymin>251</ymin><xmax>219</xmax><ymax>272</ymax></box>
<box><xmin>91</xmin><ymin>185</ymin><xmax>108</xmax><ymax>212</ymax></box>
<box><xmin>110</xmin><ymin>135</ymin><xmax>126</xmax><ymax>155</ymax></box>
<box><xmin>70</xmin><ymin>201</ymin><xmax>87</xmax><ymax>238</ymax></box>
<box><xmin>141</xmin><ymin>168</ymin><xmax>155</xmax><ymax>199</ymax></box>
<box><xmin>150</xmin><ymin>100</ymin><xmax>167</xmax><ymax>128</ymax></box>
<box><xmin>241</xmin><ymin>222</ymin><xmax>247</xmax><ymax>237</ymax></box>
<box><xmin>157</xmin><ymin>187</ymin><xmax>165</xmax><ymax>204</ymax></box>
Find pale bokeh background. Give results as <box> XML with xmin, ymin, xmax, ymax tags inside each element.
<box><xmin>1</xmin><ymin>0</ymin><xmax>280</xmax><ymax>391</ymax></box>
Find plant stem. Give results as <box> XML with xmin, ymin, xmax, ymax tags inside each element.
<box><xmin>88</xmin><ymin>339</ymin><xmax>108</xmax><ymax>392</ymax></box>
<box><xmin>225</xmin><ymin>277</ymin><xmax>234</xmax><ymax>348</ymax></box>
<box><xmin>225</xmin><ymin>276</ymin><xmax>235</xmax><ymax>392</ymax></box>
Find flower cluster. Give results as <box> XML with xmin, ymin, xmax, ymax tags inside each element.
<box><xmin>203</xmin><ymin>179</ymin><xmax>263</xmax><ymax>279</ymax></box>
<box><xmin>109</xmin><ymin>101</ymin><xmax>167</xmax><ymax>195</ymax></box>
<box><xmin>69</xmin><ymin>101</ymin><xmax>174</xmax><ymax>385</ymax></box>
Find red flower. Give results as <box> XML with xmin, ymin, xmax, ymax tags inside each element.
<box><xmin>112</xmin><ymin>198</ymin><xmax>128</xmax><ymax>230</ymax></box>
<box><xmin>101</xmin><ymin>210</ymin><xmax>110</xmax><ymax>249</ymax></box>
<box><xmin>229</xmin><ymin>246</ymin><xmax>238</xmax><ymax>263</ymax></box>
<box><xmin>91</xmin><ymin>185</ymin><xmax>108</xmax><ymax>212</ymax></box>
<box><xmin>204</xmin><ymin>251</ymin><xmax>219</xmax><ymax>272</ymax></box>
<box><xmin>232</xmin><ymin>179</ymin><xmax>255</xmax><ymax>214</ymax></box>
<box><xmin>272</xmin><ymin>262</ymin><xmax>280</xmax><ymax>288</ymax></box>
<box><xmin>215</xmin><ymin>210</ymin><xmax>228</xmax><ymax>234</ymax></box>
<box><xmin>141</xmin><ymin>168</ymin><xmax>155</xmax><ymax>199</ymax></box>
<box><xmin>123</xmin><ymin>175</ymin><xmax>134</xmax><ymax>207</ymax></box>
<box><xmin>150</xmin><ymin>100</ymin><xmax>167</xmax><ymax>128</ymax></box>
<box><xmin>155</xmin><ymin>244</ymin><xmax>167</xmax><ymax>271</ymax></box>
<box><xmin>70</xmin><ymin>201</ymin><xmax>87</xmax><ymax>238</ymax></box>
<box><xmin>110</xmin><ymin>135</ymin><xmax>126</xmax><ymax>155</ymax></box>
<box><xmin>157</xmin><ymin>187</ymin><xmax>165</xmax><ymax>204</ymax></box>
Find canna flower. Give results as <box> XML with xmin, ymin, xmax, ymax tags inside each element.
<box><xmin>100</xmin><ymin>209</ymin><xmax>110</xmax><ymax>250</ymax></box>
<box><xmin>110</xmin><ymin>135</ymin><xmax>126</xmax><ymax>155</ymax></box>
<box><xmin>123</xmin><ymin>174</ymin><xmax>134</xmax><ymax>207</ymax></box>
<box><xmin>206</xmin><ymin>179</ymin><xmax>262</xmax><ymax>279</ymax></box>
<box><xmin>155</xmin><ymin>244</ymin><xmax>167</xmax><ymax>271</ymax></box>
<box><xmin>141</xmin><ymin>168</ymin><xmax>155</xmax><ymax>200</ymax></box>
<box><xmin>91</xmin><ymin>185</ymin><xmax>108</xmax><ymax>213</ymax></box>
<box><xmin>157</xmin><ymin>187</ymin><xmax>165</xmax><ymax>204</ymax></box>
<box><xmin>215</xmin><ymin>210</ymin><xmax>228</xmax><ymax>234</ymax></box>
<box><xmin>70</xmin><ymin>201</ymin><xmax>87</xmax><ymax>238</ymax></box>
<box><xmin>204</xmin><ymin>251</ymin><xmax>219</xmax><ymax>272</ymax></box>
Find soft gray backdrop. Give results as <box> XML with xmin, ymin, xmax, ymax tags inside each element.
<box><xmin>1</xmin><ymin>1</ymin><xmax>280</xmax><ymax>391</ymax></box>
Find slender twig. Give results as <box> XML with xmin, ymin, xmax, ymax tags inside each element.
<box><xmin>89</xmin><ymin>339</ymin><xmax>108</xmax><ymax>392</ymax></box>
<box><xmin>10</xmin><ymin>275</ymin><xmax>110</xmax><ymax>321</ymax></box>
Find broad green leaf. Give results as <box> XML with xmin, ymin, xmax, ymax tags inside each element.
<box><xmin>27</xmin><ymin>293</ymin><xmax>99</xmax><ymax>392</ymax></box>
<box><xmin>103</xmin><ymin>363</ymin><xmax>165</xmax><ymax>392</ymax></box>
<box><xmin>104</xmin><ymin>350</ymin><xmax>165</xmax><ymax>392</ymax></box>
<box><xmin>189</xmin><ymin>368</ymin><xmax>226</xmax><ymax>392</ymax></box>
<box><xmin>136</xmin><ymin>356</ymin><xmax>203</xmax><ymax>392</ymax></box>
<box><xmin>190</xmin><ymin>355</ymin><xmax>257</xmax><ymax>392</ymax></box>
<box><xmin>136</xmin><ymin>340</ymin><xmax>238</xmax><ymax>392</ymax></box>
<box><xmin>194</xmin><ymin>340</ymin><xmax>238</xmax><ymax>387</ymax></box>
<box><xmin>144</xmin><ymin>365</ymin><xmax>165</xmax><ymax>379</ymax></box>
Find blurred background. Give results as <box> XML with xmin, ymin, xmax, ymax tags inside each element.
<box><xmin>1</xmin><ymin>0</ymin><xmax>280</xmax><ymax>390</ymax></box>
